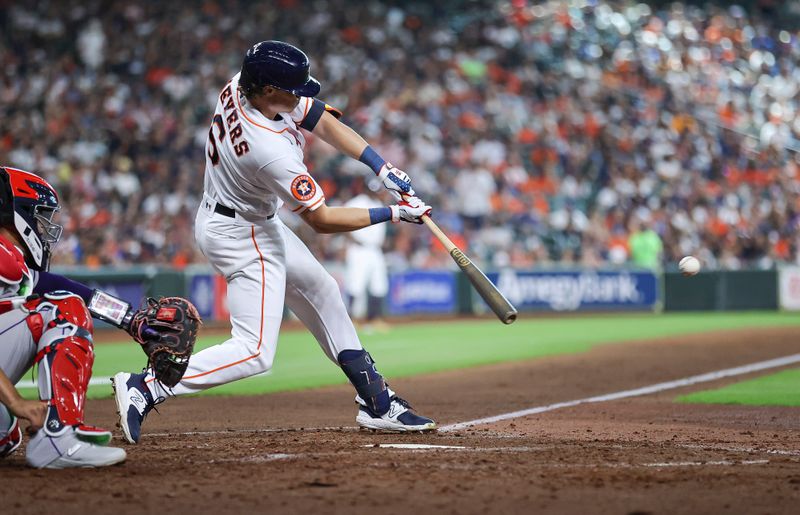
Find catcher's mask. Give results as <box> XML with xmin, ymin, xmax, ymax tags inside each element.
<box><xmin>0</xmin><ymin>166</ymin><xmax>62</xmax><ymax>271</ymax></box>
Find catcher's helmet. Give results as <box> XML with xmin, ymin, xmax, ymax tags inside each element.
<box><xmin>239</xmin><ymin>40</ymin><xmax>321</xmax><ymax>98</ymax></box>
<box><xmin>0</xmin><ymin>166</ymin><xmax>62</xmax><ymax>271</ymax></box>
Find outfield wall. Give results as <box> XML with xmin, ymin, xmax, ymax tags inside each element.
<box><xmin>52</xmin><ymin>265</ymin><xmax>794</xmax><ymax>322</ymax></box>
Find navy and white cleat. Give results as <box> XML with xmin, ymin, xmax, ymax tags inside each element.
<box><xmin>112</xmin><ymin>372</ymin><xmax>161</xmax><ymax>444</ymax></box>
<box><xmin>355</xmin><ymin>394</ymin><xmax>436</xmax><ymax>432</ymax></box>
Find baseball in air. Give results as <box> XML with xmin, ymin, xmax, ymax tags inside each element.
<box><xmin>679</xmin><ymin>256</ymin><xmax>700</xmax><ymax>276</ymax></box>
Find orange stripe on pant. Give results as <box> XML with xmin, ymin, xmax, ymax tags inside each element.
<box><xmin>150</xmin><ymin>225</ymin><xmax>268</xmax><ymax>383</ymax></box>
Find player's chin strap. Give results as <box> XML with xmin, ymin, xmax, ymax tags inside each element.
<box><xmin>338</xmin><ymin>349</ymin><xmax>390</xmax><ymax>416</ymax></box>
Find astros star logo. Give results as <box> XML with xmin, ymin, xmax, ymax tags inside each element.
<box><xmin>291</xmin><ymin>175</ymin><xmax>317</xmax><ymax>201</ymax></box>
<box><xmin>297</xmin><ymin>182</ymin><xmax>311</xmax><ymax>195</ymax></box>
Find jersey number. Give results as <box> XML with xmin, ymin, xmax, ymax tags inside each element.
<box><xmin>207</xmin><ymin>114</ymin><xmax>225</xmax><ymax>166</ymax></box>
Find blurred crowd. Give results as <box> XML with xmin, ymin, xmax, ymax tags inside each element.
<box><xmin>1</xmin><ymin>0</ymin><xmax>799</xmax><ymax>271</ymax></box>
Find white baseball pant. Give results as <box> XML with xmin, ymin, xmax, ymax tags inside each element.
<box><xmin>0</xmin><ymin>309</ymin><xmax>37</xmax><ymax>441</ymax></box>
<box><xmin>149</xmin><ymin>201</ymin><xmax>363</xmax><ymax>396</ymax></box>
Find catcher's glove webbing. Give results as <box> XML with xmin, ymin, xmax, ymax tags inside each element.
<box><xmin>129</xmin><ymin>297</ymin><xmax>201</xmax><ymax>387</ymax></box>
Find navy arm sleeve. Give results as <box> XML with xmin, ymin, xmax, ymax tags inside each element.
<box><xmin>299</xmin><ymin>99</ymin><xmax>326</xmax><ymax>131</ymax></box>
<box><xmin>299</xmin><ymin>99</ymin><xmax>343</xmax><ymax>131</ymax></box>
<box><xmin>34</xmin><ymin>271</ymin><xmax>94</xmax><ymax>305</ymax></box>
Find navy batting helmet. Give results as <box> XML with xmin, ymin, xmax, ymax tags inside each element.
<box><xmin>239</xmin><ymin>41</ymin><xmax>321</xmax><ymax>98</ymax></box>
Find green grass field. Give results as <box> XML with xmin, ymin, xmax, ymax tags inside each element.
<box><xmin>677</xmin><ymin>367</ymin><xmax>800</xmax><ymax>406</ymax></box>
<box><xmin>15</xmin><ymin>311</ymin><xmax>800</xmax><ymax>400</ymax></box>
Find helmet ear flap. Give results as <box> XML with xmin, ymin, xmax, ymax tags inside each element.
<box><xmin>13</xmin><ymin>210</ymin><xmax>46</xmax><ymax>270</ymax></box>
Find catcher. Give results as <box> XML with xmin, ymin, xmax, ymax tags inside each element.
<box><xmin>0</xmin><ymin>166</ymin><xmax>199</xmax><ymax>468</ymax></box>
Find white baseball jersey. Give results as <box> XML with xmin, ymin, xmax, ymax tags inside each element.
<box><xmin>144</xmin><ymin>73</ymin><xmax>364</xmax><ymax>397</ymax></box>
<box><xmin>203</xmin><ymin>72</ymin><xmax>326</xmax><ymax>219</ymax></box>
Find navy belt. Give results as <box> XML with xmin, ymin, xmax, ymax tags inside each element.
<box><xmin>214</xmin><ymin>203</ymin><xmax>274</xmax><ymax>220</ymax></box>
<box><xmin>214</xmin><ymin>203</ymin><xmax>236</xmax><ymax>217</ymax></box>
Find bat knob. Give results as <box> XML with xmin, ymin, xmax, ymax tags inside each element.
<box><xmin>503</xmin><ymin>311</ymin><xmax>518</xmax><ymax>325</ymax></box>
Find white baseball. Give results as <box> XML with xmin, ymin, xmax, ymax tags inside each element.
<box><xmin>679</xmin><ymin>256</ymin><xmax>700</xmax><ymax>276</ymax></box>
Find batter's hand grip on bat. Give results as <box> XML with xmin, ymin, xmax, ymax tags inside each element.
<box><xmin>419</xmin><ymin>214</ymin><xmax>517</xmax><ymax>324</ymax></box>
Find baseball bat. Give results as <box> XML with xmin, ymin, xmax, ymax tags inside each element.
<box><xmin>420</xmin><ymin>215</ymin><xmax>517</xmax><ymax>324</ymax></box>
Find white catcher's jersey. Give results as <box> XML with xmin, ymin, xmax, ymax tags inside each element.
<box><xmin>203</xmin><ymin>72</ymin><xmax>328</xmax><ymax>219</ymax></box>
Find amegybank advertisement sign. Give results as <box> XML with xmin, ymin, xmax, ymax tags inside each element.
<box><xmin>388</xmin><ymin>271</ymin><xmax>456</xmax><ymax>315</ymax></box>
<box><xmin>488</xmin><ymin>269</ymin><xmax>659</xmax><ymax>312</ymax></box>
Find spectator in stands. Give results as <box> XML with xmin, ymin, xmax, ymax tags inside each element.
<box><xmin>629</xmin><ymin>221</ymin><xmax>664</xmax><ymax>270</ymax></box>
<box><xmin>1</xmin><ymin>0</ymin><xmax>799</xmax><ymax>272</ymax></box>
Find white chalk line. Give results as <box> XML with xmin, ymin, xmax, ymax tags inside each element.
<box><xmin>640</xmin><ymin>459</ymin><xmax>769</xmax><ymax>468</ymax></box>
<box><xmin>146</xmin><ymin>426</ymin><xmax>359</xmax><ymax>438</ymax></box>
<box><xmin>16</xmin><ymin>376</ymin><xmax>112</xmax><ymax>388</ymax></box>
<box><xmin>675</xmin><ymin>443</ymin><xmax>800</xmax><ymax>457</ymax></box>
<box><xmin>209</xmin><ymin>448</ymin><xmax>772</xmax><ymax>470</ymax></box>
<box><xmin>15</xmin><ymin>370</ymin><xmax>274</xmax><ymax>389</ymax></box>
<box><xmin>367</xmin><ymin>443</ymin><xmax>467</xmax><ymax>450</ymax></box>
<box><xmin>142</xmin><ymin>352</ymin><xmax>800</xmax><ymax>449</ymax></box>
<box><xmin>440</xmin><ymin>352</ymin><xmax>800</xmax><ymax>432</ymax></box>
<box><xmin>145</xmin><ymin>430</ymin><xmax>799</xmax><ymax>464</ymax></box>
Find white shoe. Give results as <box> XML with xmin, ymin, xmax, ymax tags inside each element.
<box><xmin>355</xmin><ymin>393</ymin><xmax>436</xmax><ymax>432</ymax></box>
<box><xmin>26</xmin><ymin>428</ymin><xmax>126</xmax><ymax>469</ymax></box>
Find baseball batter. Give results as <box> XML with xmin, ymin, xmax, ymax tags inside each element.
<box><xmin>113</xmin><ymin>40</ymin><xmax>436</xmax><ymax>443</ymax></box>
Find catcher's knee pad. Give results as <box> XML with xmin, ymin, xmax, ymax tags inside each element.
<box><xmin>26</xmin><ymin>291</ymin><xmax>94</xmax><ymax>346</ymax></box>
<box><xmin>0</xmin><ymin>407</ymin><xmax>22</xmax><ymax>458</ymax></box>
<box><xmin>32</xmin><ymin>293</ymin><xmax>95</xmax><ymax>436</ymax></box>
<box><xmin>338</xmin><ymin>349</ymin><xmax>389</xmax><ymax>415</ymax></box>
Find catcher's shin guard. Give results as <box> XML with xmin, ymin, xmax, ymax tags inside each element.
<box><xmin>338</xmin><ymin>349</ymin><xmax>390</xmax><ymax>415</ymax></box>
<box><xmin>32</xmin><ymin>293</ymin><xmax>108</xmax><ymax>441</ymax></box>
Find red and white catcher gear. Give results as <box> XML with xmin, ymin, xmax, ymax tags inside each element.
<box><xmin>0</xmin><ymin>234</ymin><xmax>32</xmax><ymax>300</ymax></box>
<box><xmin>0</xmin><ymin>415</ymin><xmax>22</xmax><ymax>458</ymax></box>
<box><xmin>28</xmin><ymin>292</ymin><xmax>111</xmax><ymax>444</ymax></box>
<box><xmin>0</xmin><ymin>166</ymin><xmax>63</xmax><ymax>272</ymax></box>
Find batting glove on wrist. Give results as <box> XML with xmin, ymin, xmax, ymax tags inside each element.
<box><xmin>378</xmin><ymin>163</ymin><xmax>415</xmax><ymax>201</ymax></box>
<box><xmin>390</xmin><ymin>196</ymin><xmax>432</xmax><ymax>224</ymax></box>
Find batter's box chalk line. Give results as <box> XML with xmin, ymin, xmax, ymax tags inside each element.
<box><xmin>146</xmin><ymin>353</ymin><xmax>800</xmax><ymax>442</ymax></box>
<box><xmin>440</xmin><ymin>352</ymin><xmax>800</xmax><ymax>432</ymax></box>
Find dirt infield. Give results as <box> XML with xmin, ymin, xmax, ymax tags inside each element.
<box><xmin>5</xmin><ymin>326</ymin><xmax>800</xmax><ymax>514</ymax></box>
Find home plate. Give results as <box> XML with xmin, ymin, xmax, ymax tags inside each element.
<box><xmin>365</xmin><ymin>444</ymin><xmax>467</xmax><ymax>450</ymax></box>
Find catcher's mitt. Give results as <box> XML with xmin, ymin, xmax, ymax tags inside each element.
<box><xmin>129</xmin><ymin>297</ymin><xmax>201</xmax><ymax>387</ymax></box>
